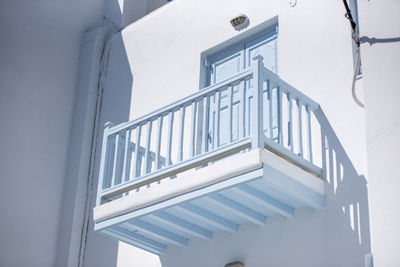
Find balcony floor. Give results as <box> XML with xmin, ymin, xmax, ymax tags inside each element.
<box><xmin>94</xmin><ymin>148</ymin><xmax>324</xmax><ymax>255</ymax></box>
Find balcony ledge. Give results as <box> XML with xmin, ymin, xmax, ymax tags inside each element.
<box><xmin>94</xmin><ymin>148</ymin><xmax>324</xmax><ymax>254</ymax></box>
<box><xmin>93</xmin><ymin>60</ymin><xmax>325</xmax><ymax>255</ymax></box>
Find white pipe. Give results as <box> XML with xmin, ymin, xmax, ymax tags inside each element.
<box><xmin>352</xmin><ymin>46</ymin><xmax>364</xmax><ymax>108</ymax></box>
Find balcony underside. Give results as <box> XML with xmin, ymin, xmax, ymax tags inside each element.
<box><xmin>94</xmin><ymin>148</ymin><xmax>324</xmax><ymax>255</ymax></box>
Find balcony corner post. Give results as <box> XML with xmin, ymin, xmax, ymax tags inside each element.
<box><xmin>251</xmin><ymin>56</ymin><xmax>264</xmax><ymax>150</ymax></box>
<box><xmin>96</xmin><ymin>122</ymin><xmax>114</xmax><ymax>206</ymax></box>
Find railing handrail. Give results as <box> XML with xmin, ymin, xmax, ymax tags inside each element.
<box><xmin>107</xmin><ymin>67</ymin><xmax>319</xmax><ymax>136</ymax></box>
<box><xmin>108</xmin><ymin>69</ymin><xmax>254</xmax><ymax>136</ymax></box>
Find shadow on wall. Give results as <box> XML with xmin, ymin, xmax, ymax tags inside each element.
<box><xmin>104</xmin><ymin>0</ymin><xmax>169</xmax><ymax>29</ymax></box>
<box><xmin>82</xmin><ymin>16</ymin><xmax>134</xmax><ymax>267</ymax></box>
<box><xmin>123</xmin><ymin>0</ymin><xmax>169</xmax><ymax>26</ymax></box>
<box><xmin>316</xmin><ymin>108</ymin><xmax>371</xmax><ymax>264</ymax></box>
<box><xmin>159</xmin><ymin>109</ymin><xmax>371</xmax><ymax>267</ymax></box>
<box><xmin>99</xmin><ymin>32</ymin><xmax>133</xmax><ymax>126</ymax></box>
<box><xmin>83</xmin><ymin>0</ymin><xmax>170</xmax><ymax>266</ymax></box>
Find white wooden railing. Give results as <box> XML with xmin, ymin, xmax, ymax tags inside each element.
<box><xmin>96</xmin><ymin>57</ymin><xmax>321</xmax><ymax>205</ymax></box>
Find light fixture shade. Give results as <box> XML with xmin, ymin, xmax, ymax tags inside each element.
<box><xmin>230</xmin><ymin>14</ymin><xmax>249</xmax><ymax>30</ymax></box>
<box><xmin>225</xmin><ymin>261</ymin><xmax>245</xmax><ymax>267</ymax></box>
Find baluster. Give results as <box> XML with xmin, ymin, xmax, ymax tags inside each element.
<box><xmin>208</xmin><ymin>94</ymin><xmax>215</xmax><ymax>151</ymax></box>
<box><xmin>239</xmin><ymin>80</ymin><xmax>245</xmax><ymax>139</ymax></box>
<box><xmin>166</xmin><ymin>111</ymin><xmax>174</xmax><ymax>166</ymax></box>
<box><xmin>178</xmin><ymin>106</ymin><xmax>185</xmax><ymax>162</ymax></box>
<box><xmin>278</xmin><ymin>86</ymin><xmax>283</xmax><ymax>145</ymax></box>
<box><xmin>306</xmin><ymin>104</ymin><xmax>313</xmax><ymax>163</ymax></box>
<box><xmin>246</xmin><ymin>79</ymin><xmax>251</xmax><ymax>138</ymax></box>
<box><xmin>103</xmin><ymin>139</ymin><xmax>112</xmax><ymax>189</ymax></box>
<box><xmin>321</xmin><ymin>129</ymin><xmax>327</xmax><ymax>176</ymax></box>
<box><xmin>268</xmin><ymin>81</ymin><xmax>273</xmax><ymax>140</ymax></box>
<box><xmin>111</xmin><ymin>134</ymin><xmax>122</xmax><ymax>187</ymax></box>
<box><xmin>297</xmin><ymin>99</ymin><xmax>303</xmax><ymax>157</ymax></box>
<box><xmin>121</xmin><ymin>128</ymin><xmax>132</xmax><ymax>183</ymax></box>
<box><xmin>155</xmin><ymin>116</ymin><xmax>163</xmax><ymax>170</ymax></box>
<box><xmin>190</xmin><ymin>101</ymin><xmax>197</xmax><ymax>158</ymax></box>
<box><xmin>132</xmin><ymin>125</ymin><xmax>142</xmax><ymax>178</ymax></box>
<box><xmin>287</xmin><ymin>93</ymin><xmax>293</xmax><ymax>151</ymax></box>
<box><xmin>144</xmin><ymin>120</ymin><xmax>153</xmax><ymax>174</ymax></box>
<box><xmin>96</xmin><ymin>122</ymin><xmax>113</xmax><ymax>205</ymax></box>
<box><xmin>228</xmin><ymin>85</ymin><xmax>233</xmax><ymax>143</ymax></box>
<box><xmin>250</xmin><ymin>56</ymin><xmax>264</xmax><ymax>149</ymax></box>
<box><xmin>206</xmin><ymin>92</ymin><xmax>216</xmax><ymax>150</ymax></box>
<box><xmin>202</xmin><ymin>95</ymin><xmax>210</xmax><ymax>153</ymax></box>
<box><xmin>215</xmin><ymin>91</ymin><xmax>221</xmax><ymax>149</ymax></box>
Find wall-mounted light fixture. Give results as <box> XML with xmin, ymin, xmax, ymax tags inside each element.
<box><xmin>289</xmin><ymin>0</ymin><xmax>297</xmax><ymax>7</ymax></box>
<box><xmin>225</xmin><ymin>261</ymin><xmax>245</xmax><ymax>267</ymax></box>
<box><xmin>230</xmin><ymin>14</ymin><xmax>249</xmax><ymax>31</ymax></box>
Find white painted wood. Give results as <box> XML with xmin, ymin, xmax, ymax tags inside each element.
<box><xmin>155</xmin><ymin>117</ymin><xmax>163</xmax><ymax>170</ymax></box>
<box><xmin>122</xmin><ymin>129</ymin><xmax>132</xmax><ymax>182</ymax></box>
<box><xmin>259</xmin><ymin>149</ymin><xmax>324</xmax><ymax>194</ymax></box>
<box><xmin>94</xmin><ymin>149</ymin><xmax>263</xmax><ymax>222</ymax></box>
<box><xmin>94</xmin><ymin>148</ymin><xmax>324</xmax><ymax>223</ymax></box>
<box><xmin>190</xmin><ymin>101</ymin><xmax>197</xmax><ymax>157</ymax></box>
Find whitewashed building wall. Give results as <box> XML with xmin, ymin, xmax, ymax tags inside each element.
<box><xmin>106</xmin><ymin>0</ymin><xmax>372</xmax><ymax>266</ymax></box>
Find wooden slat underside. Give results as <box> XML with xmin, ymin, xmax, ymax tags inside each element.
<box><xmin>95</xmin><ymin>151</ymin><xmax>324</xmax><ymax>255</ymax></box>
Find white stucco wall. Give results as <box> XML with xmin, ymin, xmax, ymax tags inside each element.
<box><xmin>7</xmin><ymin>0</ymin><xmax>396</xmax><ymax>265</ymax></box>
<box><xmin>0</xmin><ymin>0</ymin><xmax>179</xmax><ymax>266</ymax></box>
<box><xmin>103</xmin><ymin>0</ymin><xmax>371</xmax><ymax>266</ymax></box>
<box><xmin>358</xmin><ymin>1</ymin><xmax>400</xmax><ymax>266</ymax></box>
<box><xmin>104</xmin><ymin>0</ymin><xmax>168</xmax><ymax>28</ymax></box>
<box><xmin>122</xmin><ymin>0</ymin><xmax>367</xmax><ymax>175</ymax></box>
<box><xmin>0</xmin><ymin>1</ymin><xmax>103</xmax><ymax>266</ymax></box>
<box><xmin>4</xmin><ymin>0</ymin><xmax>391</xmax><ymax>266</ymax></box>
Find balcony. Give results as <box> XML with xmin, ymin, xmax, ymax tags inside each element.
<box><xmin>93</xmin><ymin>57</ymin><xmax>325</xmax><ymax>255</ymax></box>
